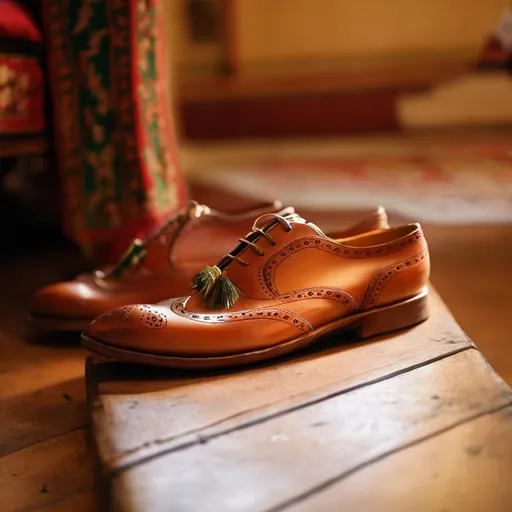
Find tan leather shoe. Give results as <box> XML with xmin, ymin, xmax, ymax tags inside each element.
<box><xmin>82</xmin><ymin>211</ymin><xmax>430</xmax><ymax>369</ymax></box>
<box><xmin>31</xmin><ymin>202</ymin><xmax>388</xmax><ymax>331</ymax></box>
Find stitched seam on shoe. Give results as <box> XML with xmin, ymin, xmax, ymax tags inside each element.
<box><xmin>361</xmin><ymin>248</ymin><xmax>429</xmax><ymax>310</ymax></box>
<box><xmin>171</xmin><ymin>300</ymin><xmax>312</xmax><ymax>333</ymax></box>
<box><xmin>273</xmin><ymin>287</ymin><xmax>358</xmax><ymax>313</ymax></box>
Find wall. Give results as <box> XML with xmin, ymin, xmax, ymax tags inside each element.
<box><xmin>235</xmin><ymin>0</ymin><xmax>504</xmax><ymax>68</ymax></box>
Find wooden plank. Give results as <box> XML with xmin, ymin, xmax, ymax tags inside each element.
<box><xmin>0</xmin><ymin>310</ymin><xmax>88</xmax><ymax>456</ymax></box>
<box><xmin>33</xmin><ymin>490</ymin><xmax>99</xmax><ymax>512</ymax></box>
<box><xmin>290</xmin><ymin>405</ymin><xmax>512</xmax><ymax>512</ymax></box>
<box><xmin>0</xmin><ymin>374</ymin><xmax>88</xmax><ymax>457</ymax></box>
<box><xmin>87</xmin><ymin>289</ymin><xmax>471</xmax><ymax>471</ymax></box>
<box><xmin>0</xmin><ymin>248</ymin><xmax>89</xmax><ymax>456</ymax></box>
<box><xmin>426</xmin><ymin>224</ymin><xmax>512</xmax><ymax>386</ymax></box>
<box><xmin>0</xmin><ymin>248</ymin><xmax>95</xmax><ymax>510</ymax></box>
<box><xmin>0</xmin><ymin>428</ymin><xmax>98</xmax><ymax>512</ymax></box>
<box><xmin>110</xmin><ymin>349</ymin><xmax>512</xmax><ymax>512</ymax></box>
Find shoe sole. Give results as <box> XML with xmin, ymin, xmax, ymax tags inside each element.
<box><xmin>81</xmin><ymin>289</ymin><xmax>429</xmax><ymax>370</ymax></box>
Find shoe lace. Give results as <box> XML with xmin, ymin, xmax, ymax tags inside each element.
<box><xmin>192</xmin><ymin>211</ymin><xmax>301</xmax><ymax>309</ymax></box>
<box><xmin>96</xmin><ymin>201</ymin><xmax>210</xmax><ymax>279</ymax></box>
<box><xmin>223</xmin><ymin>212</ymin><xmax>300</xmax><ymax>267</ymax></box>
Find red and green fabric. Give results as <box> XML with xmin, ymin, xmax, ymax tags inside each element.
<box><xmin>43</xmin><ymin>0</ymin><xmax>186</xmax><ymax>263</ymax></box>
<box><xmin>0</xmin><ymin>0</ymin><xmax>45</xmax><ymax>138</ymax></box>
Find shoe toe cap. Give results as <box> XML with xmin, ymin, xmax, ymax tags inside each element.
<box><xmin>31</xmin><ymin>281</ymin><xmax>97</xmax><ymax>319</ymax></box>
<box><xmin>84</xmin><ymin>304</ymin><xmax>171</xmax><ymax>351</ymax></box>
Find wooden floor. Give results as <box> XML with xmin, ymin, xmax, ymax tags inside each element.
<box><xmin>1</xmin><ymin>222</ymin><xmax>511</xmax><ymax>510</ymax></box>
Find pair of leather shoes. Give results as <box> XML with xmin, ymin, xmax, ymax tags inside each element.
<box><xmin>31</xmin><ymin>201</ymin><xmax>430</xmax><ymax>369</ymax></box>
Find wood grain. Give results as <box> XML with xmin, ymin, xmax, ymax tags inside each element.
<box><xmin>0</xmin><ymin>248</ymin><xmax>97</xmax><ymax>510</ymax></box>
<box><xmin>0</xmin><ymin>254</ymin><xmax>89</xmax><ymax>456</ymax></box>
<box><xmin>291</xmin><ymin>405</ymin><xmax>512</xmax><ymax>512</ymax></box>
<box><xmin>0</xmin><ymin>375</ymin><xmax>88</xmax><ymax>457</ymax></box>
<box><xmin>0</xmin><ymin>428</ymin><xmax>97</xmax><ymax>512</ymax></box>
<box><xmin>88</xmin><ymin>290</ymin><xmax>471</xmax><ymax>471</ymax></box>
<box><xmin>110</xmin><ymin>350</ymin><xmax>512</xmax><ymax>511</ymax></box>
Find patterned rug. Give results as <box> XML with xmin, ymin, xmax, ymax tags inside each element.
<box><xmin>188</xmin><ymin>135</ymin><xmax>512</xmax><ymax>224</ymax></box>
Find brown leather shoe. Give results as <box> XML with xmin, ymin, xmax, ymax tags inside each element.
<box><xmin>82</xmin><ymin>211</ymin><xmax>430</xmax><ymax>369</ymax></box>
<box><xmin>31</xmin><ymin>202</ymin><xmax>388</xmax><ymax>331</ymax></box>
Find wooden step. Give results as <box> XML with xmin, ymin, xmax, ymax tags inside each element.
<box><xmin>85</xmin><ymin>288</ymin><xmax>512</xmax><ymax>511</ymax></box>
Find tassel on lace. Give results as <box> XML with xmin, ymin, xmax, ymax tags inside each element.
<box><xmin>192</xmin><ymin>266</ymin><xmax>240</xmax><ymax>309</ymax></box>
<box><xmin>205</xmin><ymin>271</ymin><xmax>240</xmax><ymax>310</ymax></box>
<box><xmin>107</xmin><ymin>239</ymin><xmax>146</xmax><ymax>277</ymax></box>
<box><xmin>192</xmin><ymin>265</ymin><xmax>222</xmax><ymax>299</ymax></box>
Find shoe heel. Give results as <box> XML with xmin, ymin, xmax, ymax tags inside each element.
<box><xmin>357</xmin><ymin>292</ymin><xmax>429</xmax><ymax>339</ymax></box>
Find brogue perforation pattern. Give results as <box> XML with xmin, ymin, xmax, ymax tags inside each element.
<box><xmin>140</xmin><ymin>305</ymin><xmax>167</xmax><ymax>329</ymax></box>
<box><xmin>275</xmin><ymin>287</ymin><xmax>358</xmax><ymax>313</ymax></box>
<box><xmin>170</xmin><ymin>300</ymin><xmax>311</xmax><ymax>333</ymax></box>
<box><xmin>122</xmin><ymin>305</ymin><xmax>134</xmax><ymax>320</ymax></box>
<box><xmin>362</xmin><ymin>249</ymin><xmax>428</xmax><ymax>309</ymax></box>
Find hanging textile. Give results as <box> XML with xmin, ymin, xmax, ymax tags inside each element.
<box><xmin>43</xmin><ymin>0</ymin><xmax>186</xmax><ymax>263</ymax></box>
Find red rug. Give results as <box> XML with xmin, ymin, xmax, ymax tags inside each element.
<box><xmin>191</xmin><ymin>137</ymin><xmax>512</xmax><ymax>224</ymax></box>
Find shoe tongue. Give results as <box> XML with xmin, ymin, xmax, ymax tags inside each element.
<box><xmin>276</xmin><ymin>206</ymin><xmax>296</xmax><ymax>217</ymax></box>
<box><xmin>280</xmin><ymin>208</ymin><xmax>329</xmax><ymax>239</ymax></box>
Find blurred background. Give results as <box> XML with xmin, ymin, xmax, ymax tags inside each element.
<box><xmin>3</xmin><ymin>0</ymin><xmax>512</xmax><ymax>236</ymax></box>
<box><xmin>170</xmin><ymin>0</ymin><xmax>512</xmax><ymax>138</ymax></box>
<box><xmin>1</xmin><ymin>0</ymin><xmax>511</xmax><ymax>380</ymax></box>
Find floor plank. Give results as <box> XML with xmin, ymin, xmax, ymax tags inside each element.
<box><xmin>426</xmin><ymin>224</ymin><xmax>512</xmax><ymax>386</ymax></box>
<box><xmin>0</xmin><ymin>376</ymin><xmax>88</xmax><ymax>457</ymax></box>
<box><xmin>291</xmin><ymin>405</ymin><xmax>512</xmax><ymax>512</ymax></box>
<box><xmin>0</xmin><ymin>428</ymin><xmax>97</xmax><ymax>512</ymax></box>
<box><xmin>32</xmin><ymin>490</ymin><xmax>99</xmax><ymax>512</ymax></box>
<box><xmin>110</xmin><ymin>349</ymin><xmax>512</xmax><ymax>512</ymax></box>
<box><xmin>0</xmin><ymin>248</ymin><xmax>97</xmax><ymax>510</ymax></box>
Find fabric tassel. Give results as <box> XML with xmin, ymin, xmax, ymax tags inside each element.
<box><xmin>205</xmin><ymin>271</ymin><xmax>240</xmax><ymax>310</ymax></box>
<box><xmin>192</xmin><ymin>265</ymin><xmax>222</xmax><ymax>299</ymax></box>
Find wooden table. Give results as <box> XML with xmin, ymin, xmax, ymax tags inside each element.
<box><xmin>86</xmin><ymin>289</ymin><xmax>512</xmax><ymax>511</ymax></box>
